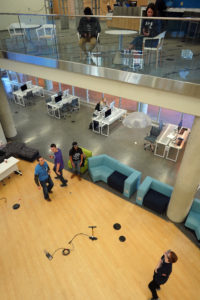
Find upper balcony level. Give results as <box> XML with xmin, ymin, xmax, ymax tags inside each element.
<box><xmin>0</xmin><ymin>12</ymin><xmax>200</xmax><ymax>102</ymax></box>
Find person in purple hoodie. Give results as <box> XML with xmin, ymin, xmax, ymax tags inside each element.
<box><xmin>50</xmin><ymin>144</ymin><xmax>68</xmax><ymax>187</ymax></box>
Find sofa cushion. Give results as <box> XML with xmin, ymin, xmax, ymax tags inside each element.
<box><xmin>107</xmin><ymin>171</ymin><xmax>128</xmax><ymax>193</ymax></box>
<box><xmin>143</xmin><ymin>189</ymin><xmax>170</xmax><ymax>214</ymax></box>
<box><xmin>89</xmin><ymin>166</ymin><xmax>113</xmax><ymax>182</ymax></box>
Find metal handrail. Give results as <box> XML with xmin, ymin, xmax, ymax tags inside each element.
<box><xmin>0</xmin><ymin>12</ymin><xmax>200</xmax><ymax>22</ymax></box>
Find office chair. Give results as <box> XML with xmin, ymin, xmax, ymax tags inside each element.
<box><xmin>24</xmin><ymin>91</ymin><xmax>34</xmax><ymax>106</ymax></box>
<box><xmin>71</xmin><ymin>98</ymin><xmax>79</xmax><ymax>112</ymax></box>
<box><xmin>144</xmin><ymin>122</ymin><xmax>163</xmax><ymax>152</ymax></box>
<box><xmin>45</xmin><ymin>97</ymin><xmax>52</xmax><ymax>104</ymax></box>
<box><xmin>60</xmin><ymin>103</ymin><xmax>72</xmax><ymax>119</ymax></box>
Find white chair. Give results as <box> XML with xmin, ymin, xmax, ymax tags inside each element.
<box><xmin>142</xmin><ymin>31</ymin><xmax>166</xmax><ymax>68</ymax></box>
<box><xmin>8</xmin><ymin>23</ymin><xmax>26</xmax><ymax>38</ymax></box>
<box><xmin>36</xmin><ymin>24</ymin><xmax>56</xmax><ymax>40</ymax></box>
<box><xmin>77</xmin><ymin>32</ymin><xmax>100</xmax><ymax>59</ymax></box>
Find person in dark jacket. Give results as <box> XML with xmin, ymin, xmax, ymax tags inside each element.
<box><xmin>128</xmin><ymin>3</ymin><xmax>161</xmax><ymax>51</ymax></box>
<box><xmin>148</xmin><ymin>249</ymin><xmax>178</xmax><ymax>300</ymax></box>
<box><xmin>77</xmin><ymin>7</ymin><xmax>101</xmax><ymax>54</ymax></box>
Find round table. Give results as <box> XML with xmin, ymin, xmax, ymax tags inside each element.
<box><xmin>105</xmin><ymin>29</ymin><xmax>138</xmax><ymax>50</ymax></box>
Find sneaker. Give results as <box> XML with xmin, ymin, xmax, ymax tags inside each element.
<box><xmin>71</xmin><ymin>174</ymin><xmax>75</xmax><ymax>179</ymax></box>
<box><xmin>64</xmin><ymin>179</ymin><xmax>68</xmax><ymax>183</ymax></box>
<box><xmin>49</xmin><ymin>190</ymin><xmax>53</xmax><ymax>194</ymax></box>
<box><xmin>45</xmin><ymin>198</ymin><xmax>51</xmax><ymax>201</ymax></box>
<box><xmin>54</xmin><ymin>176</ymin><xmax>59</xmax><ymax>179</ymax></box>
<box><xmin>60</xmin><ymin>183</ymin><xmax>67</xmax><ymax>187</ymax></box>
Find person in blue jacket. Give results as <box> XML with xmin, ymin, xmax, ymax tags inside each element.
<box><xmin>34</xmin><ymin>156</ymin><xmax>54</xmax><ymax>201</ymax></box>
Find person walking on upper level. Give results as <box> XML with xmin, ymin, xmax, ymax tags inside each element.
<box><xmin>77</xmin><ymin>7</ymin><xmax>101</xmax><ymax>55</ymax></box>
<box><xmin>148</xmin><ymin>249</ymin><xmax>178</xmax><ymax>300</ymax></box>
<box><xmin>34</xmin><ymin>156</ymin><xmax>54</xmax><ymax>201</ymax></box>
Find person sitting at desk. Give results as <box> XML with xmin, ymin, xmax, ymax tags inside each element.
<box><xmin>128</xmin><ymin>3</ymin><xmax>161</xmax><ymax>51</ymax></box>
<box><xmin>94</xmin><ymin>98</ymin><xmax>107</xmax><ymax>112</ymax></box>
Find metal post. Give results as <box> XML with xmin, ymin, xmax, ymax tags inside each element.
<box><xmin>119</xmin><ymin>97</ymin><xmax>122</xmax><ymax>108</ymax></box>
<box><xmin>72</xmin><ymin>86</ymin><xmax>75</xmax><ymax>96</ymax></box>
<box><xmin>157</xmin><ymin>107</ymin><xmax>161</xmax><ymax>122</ymax></box>
<box><xmin>86</xmin><ymin>89</ymin><xmax>89</xmax><ymax>103</ymax></box>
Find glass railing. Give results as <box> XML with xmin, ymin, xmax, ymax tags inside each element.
<box><xmin>0</xmin><ymin>13</ymin><xmax>200</xmax><ymax>85</ymax></box>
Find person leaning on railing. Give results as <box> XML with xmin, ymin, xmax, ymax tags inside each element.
<box><xmin>77</xmin><ymin>7</ymin><xmax>101</xmax><ymax>54</ymax></box>
<box><xmin>128</xmin><ymin>3</ymin><xmax>161</xmax><ymax>51</ymax></box>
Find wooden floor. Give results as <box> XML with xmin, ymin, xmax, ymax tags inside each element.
<box><xmin>0</xmin><ymin>160</ymin><xmax>200</xmax><ymax>300</ymax></box>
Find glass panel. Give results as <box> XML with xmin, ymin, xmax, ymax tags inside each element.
<box><xmin>160</xmin><ymin>108</ymin><xmax>182</xmax><ymax>125</ymax></box>
<box><xmin>74</xmin><ymin>87</ymin><xmax>87</xmax><ymax>99</ymax></box>
<box><xmin>103</xmin><ymin>94</ymin><xmax>120</xmax><ymax>108</ymax></box>
<box><xmin>121</xmin><ymin>98</ymin><xmax>137</xmax><ymax>111</ymax></box>
<box><xmin>0</xmin><ymin>13</ymin><xmax>200</xmax><ymax>85</ymax></box>
<box><xmin>88</xmin><ymin>90</ymin><xmax>102</xmax><ymax>104</ymax></box>
<box><xmin>61</xmin><ymin>83</ymin><xmax>72</xmax><ymax>94</ymax></box>
<box><xmin>182</xmin><ymin>113</ymin><xmax>195</xmax><ymax>129</ymax></box>
<box><xmin>147</xmin><ymin>104</ymin><xmax>160</xmax><ymax>121</ymax></box>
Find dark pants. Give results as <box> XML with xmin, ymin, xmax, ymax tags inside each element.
<box><xmin>148</xmin><ymin>276</ymin><xmax>161</xmax><ymax>300</ymax></box>
<box><xmin>40</xmin><ymin>176</ymin><xmax>54</xmax><ymax>199</ymax></box>
<box><xmin>53</xmin><ymin>166</ymin><xmax>66</xmax><ymax>184</ymax></box>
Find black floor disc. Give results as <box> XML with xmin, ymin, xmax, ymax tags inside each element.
<box><xmin>113</xmin><ymin>223</ymin><xmax>121</xmax><ymax>230</ymax></box>
<box><xmin>13</xmin><ymin>203</ymin><xmax>20</xmax><ymax>210</ymax></box>
<box><xmin>119</xmin><ymin>235</ymin><xmax>126</xmax><ymax>242</ymax></box>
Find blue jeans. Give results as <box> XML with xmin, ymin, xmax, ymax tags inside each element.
<box><xmin>53</xmin><ymin>166</ymin><xmax>66</xmax><ymax>184</ymax></box>
<box><xmin>40</xmin><ymin>176</ymin><xmax>54</xmax><ymax>199</ymax></box>
<box><xmin>72</xmin><ymin>160</ymin><xmax>81</xmax><ymax>175</ymax></box>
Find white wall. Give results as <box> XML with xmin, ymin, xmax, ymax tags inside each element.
<box><xmin>0</xmin><ymin>0</ymin><xmax>46</xmax><ymax>30</ymax></box>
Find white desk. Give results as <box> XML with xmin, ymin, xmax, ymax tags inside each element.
<box><xmin>13</xmin><ymin>85</ymin><xmax>44</xmax><ymax>106</ymax></box>
<box><xmin>47</xmin><ymin>95</ymin><xmax>80</xmax><ymax>119</ymax></box>
<box><xmin>0</xmin><ymin>157</ymin><xmax>21</xmax><ymax>183</ymax></box>
<box><xmin>92</xmin><ymin>107</ymin><xmax>127</xmax><ymax>136</ymax></box>
<box><xmin>154</xmin><ymin>124</ymin><xmax>190</xmax><ymax>162</ymax></box>
<box><xmin>105</xmin><ymin>30</ymin><xmax>137</xmax><ymax>50</ymax></box>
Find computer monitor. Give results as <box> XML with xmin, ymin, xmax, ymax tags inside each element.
<box><xmin>55</xmin><ymin>95</ymin><xmax>62</xmax><ymax>103</ymax></box>
<box><xmin>63</xmin><ymin>89</ymin><xmax>69</xmax><ymax>97</ymax></box>
<box><xmin>110</xmin><ymin>101</ymin><xmax>115</xmax><ymax>110</ymax></box>
<box><xmin>105</xmin><ymin>108</ymin><xmax>111</xmax><ymax>118</ymax></box>
<box><xmin>21</xmin><ymin>84</ymin><xmax>27</xmax><ymax>91</ymax></box>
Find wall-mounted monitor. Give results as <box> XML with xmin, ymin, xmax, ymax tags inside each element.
<box><xmin>105</xmin><ymin>108</ymin><xmax>112</xmax><ymax>118</ymax></box>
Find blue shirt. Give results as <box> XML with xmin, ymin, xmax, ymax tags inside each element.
<box><xmin>54</xmin><ymin>148</ymin><xmax>64</xmax><ymax>170</ymax></box>
<box><xmin>35</xmin><ymin>161</ymin><xmax>49</xmax><ymax>181</ymax></box>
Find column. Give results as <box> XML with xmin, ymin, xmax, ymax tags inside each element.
<box><xmin>0</xmin><ymin>122</ymin><xmax>6</xmax><ymax>145</ymax></box>
<box><xmin>167</xmin><ymin>116</ymin><xmax>200</xmax><ymax>222</ymax></box>
<box><xmin>0</xmin><ymin>79</ymin><xmax>17</xmax><ymax>138</ymax></box>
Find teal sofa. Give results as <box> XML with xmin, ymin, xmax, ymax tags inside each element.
<box><xmin>88</xmin><ymin>154</ymin><xmax>141</xmax><ymax>198</ymax></box>
<box><xmin>136</xmin><ymin>176</ymin><xmax>173</xmax><ymax>214</ymax></box>
<box><xmin>185</xmin><ymin>198</ymin><xmax>200</xmax><ymax>240</ymax></box>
